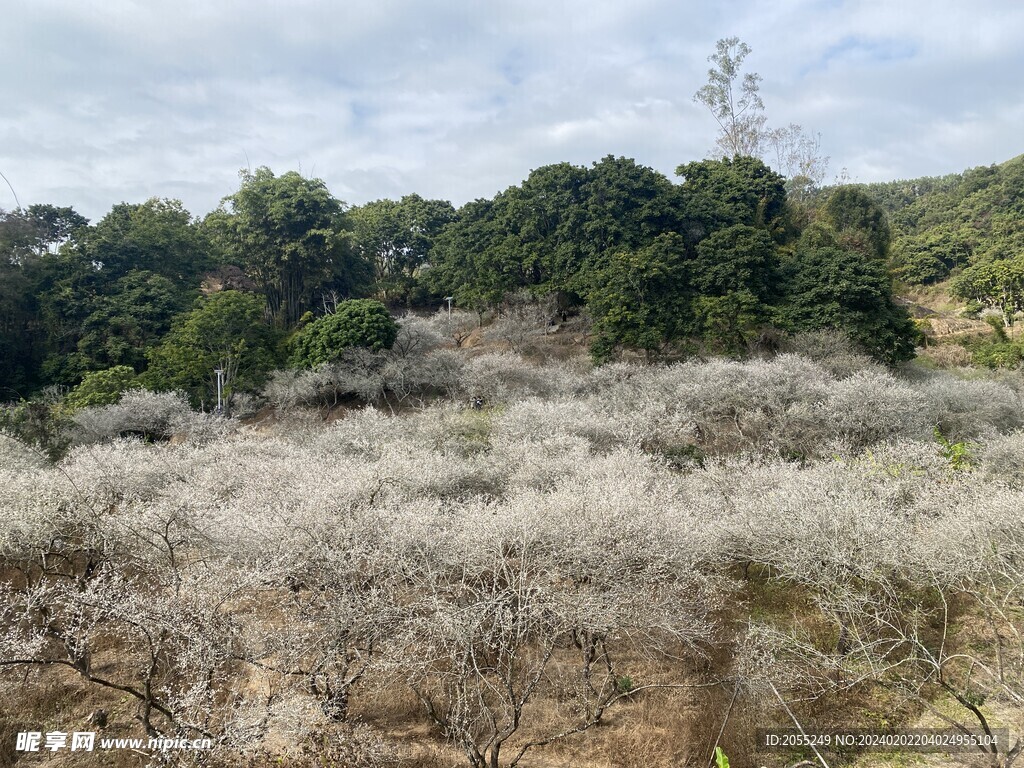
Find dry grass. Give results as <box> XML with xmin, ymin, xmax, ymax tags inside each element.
<box><xmin>917</xmin><ymin>344</ymin><xmax>974</xmax><ymax>369</ymax></box>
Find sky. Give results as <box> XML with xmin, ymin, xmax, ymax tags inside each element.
<box><xmin>2</xmin><ymin>0</ymin><xmax>1023</xmax><ymax>222</ymax></box>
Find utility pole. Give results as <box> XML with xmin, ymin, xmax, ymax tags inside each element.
<box><xmin>445</xmin><ymin>296</ymin><xmax>453</xmax><ymax>328</ymax></box>
<box><xmin>214</xmin><ymin>368</ymin><xmax>224</xmax><ymax>415</ymax></box>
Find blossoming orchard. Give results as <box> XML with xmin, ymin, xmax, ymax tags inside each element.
<box><xmin>2</xmin><ymin>318</ymin><xmax>1024</xmax><ymax>767</ymax></box>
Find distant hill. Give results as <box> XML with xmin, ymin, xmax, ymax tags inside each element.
<box><xmin>852</xmin><ymin>154</ymin><xmax>1024</xmax><ymax>285</ymax></box>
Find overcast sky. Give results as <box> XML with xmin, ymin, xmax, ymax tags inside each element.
<box><xmin>2</xmin><ymin>0</ymin><xmax>1022</xmax><ymax>221</ymax></box>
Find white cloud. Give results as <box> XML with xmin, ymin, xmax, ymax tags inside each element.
<box><xmin>1</xmin><ymin>0</ymin><xmax>1022</xmax><ymax>220</ymax></box>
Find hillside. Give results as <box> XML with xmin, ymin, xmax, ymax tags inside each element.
<box><xmin>855</xmin><ymin>153</ymin><xmax>1024</xmax><ymax>285</ymax></box>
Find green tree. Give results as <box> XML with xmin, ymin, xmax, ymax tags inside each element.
<box><xmin>208</xmin><ymin>168</ymin><xmax>372</xmax><ymax>327</ymax></box>
<box><xmin>579</xmin><ymin>156</ymin><xmax>690</xmax><ymax>283</ymax></box>
<box><xmin>32</xmin><ymin>249</ymin><xmax>106</xmax><ymax>387</ymax></box>
<box><xmin>0</xmin><ymin>205</ymin><xmax>89</xmax><ymax>395</ymax></box>
<box><xmin>349</xmin><ymin>194</ymin><xmax>456</xmax><ymax>304</ymax></box>
<box><xmin>691</xmin><ymin>224</ymin><xmax>780</xmax><ymax>350</ymax></box>
<box><xmin>0</xmin><ymin>246</ymin><xmax>41</xmax><ymax>396</ymax></box>
<box><xmin>427</xmin><ymin>198</ymin><xmax>512</xmax><ymax>309</ymax></box>
<box><xmin>495</xmin><ymin>161</ymin><xmax>590</xmax><ymax>297</ymax></box>
<box><xmin>676</xmin><ymin>156</ymin><xmax>789</xmax><ymax>238</ymax></box>
<box><xmin>950</xmin><ymin>257</ymin><xmax>1024</xmax><ymax>327</ymax></box>
<box><xmin>782</xmin><ymin>239</ymin><xmax>917</xmax><ymax>365</ymax></box>
<box><xmin>587</xmin><ymin>233</ymin><xmax>692</xmax><ymax>361</ymax></box>
<box><xmin>64</xmin><ymin>366</ymin><xmax>139</xmax><ymax>412</ymax></box>
<box><xmin>819</xmin><ymin>187</ymin><xmax>892</xmax><ymax>260</ymax></box>
<box><xmin>143</xmin><ymin>291</ymin><xmax>280</xmax><ymax>408</ymax></box>
<box><xmin>854</xmin><ymin>155</ymin><xmax>1024</xmax><ymax>287</ymax></box>
<box><xmin>291</xmin><ymin>300</ymin><xmax>398</xmax><ymax>367</ymax></box>
<box><xmin>429</xmin><ymin>157</ymin><xmax>689</xmax><ymax>309</ymax></box>
<box><xmin>0</xmin><ymin>204</ymin><xmax>88</xmax><ymax>262</ymax></box>
<box><xmin>26</xmin><ymin>200</ymin><xmax>208</xmax><ymax>388</ymax></box>
<box><xmin>77</xmin><ymin>198</ymin><xmax>211</xmax><ymax>281</ymax></box>
<box><xmin>74</xmin><ymin>270</ymin><xmax>192</xmax><ymax>373</ymax></box>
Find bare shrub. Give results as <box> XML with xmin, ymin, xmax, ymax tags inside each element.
<box><xmin>917</xmin><ymin>374</ymin><xmax>1024</xmax><ymax>439</ymax></box>
<box><xmin>589</xmin><ymin>357</ymin><xmax>839</xmax><ymax>458</ymax></box>
<box><xmin>428</xmin><ymin>308</ymin><xmax>478</xmax><ymax>348</ymax></box>
<box><xmin>484</xmin><ymin>291</ymin><xmax>557</xmax><ymax>354</ymax></box>
<box><xmin>265</xmin><ymin>323</ymin><xmax>464</xmax><ymax>413</ymax></box>
<box><xmin>918</xmin><ymin>343</ymin><xmax>973</xmax><ymax>369</ymax></box>
<box><xmin>263</xmin><ymin>352</ymin><xmax>387</xmax><ymax>412</ymax></box>
<box><xmin>389</xmin><ymin>468</ymin><xmax>721</xmax><ymax>768</ymax></box>
<box><xmin>823</xmin><ymin>370</ymin><xmax>930</xmax><ymax>450</ymax></box>
<box><xmin>461</xmin><ymin>353</ymin><xmax>575</xmax><ymax>404</ymax></box>
<box><xmin>263</xmin><ymin>368</ymin><xmax>323</xmax><ymax>410</ymax></box>
<box><xmin>392</xmin><ymin>314</ymin><xmax>449</xmax><ymax>358</ymax></box>
<box><xmin>981</xmin><ymin>431</ymin><xmax>1024</xmax><ymax>488</ymax></box>
<box><xmin>782</xmin><ymin>329</ymin><xmax>881</xmax><ymax>378</ymax></box>
<box><xmin>11</xmin><ymin>349</ymin><xmax>1024</xmax><ymax>766</ymax></box>
<box><xmin>0</xmin><ymin>431</ymin><xmax>43</xmax><ymax>472</ymax></box>
<box><xmin>229</xmin><ymin>391</ymin><xmax>262</xmax><ymax>419</ymax></box>
<box><xmin>711</xmin><ymin>447</ymin><xmax>1024</xmax><ymax>767</ymax></box>
<box><xmin>317</xmin><ymin>349</ymin><xmax>387</xmax><ymax>404</ymax></box>
<box><xmin>218</xmin><ymin>721</ymin><xmax>400</xmax><ymax>768</ymax></box>
<box><xmin>380</xmin><ymin>349</ymin><xmax>466</xmax><ymax>404</ymax></box>
<box><xmin>493</xmin><ymin>398</ymin><xmax>635</xmax><ymax>454</ymax></box>
<box><xmin>70</xmin><ymin>390</ymin><xmax>229</xmax><ymax>445</ymax></box>
<box><xmin>414</xmin><ymin>349</ymin><xmax>467</xmax><ymax>399</ymax></box>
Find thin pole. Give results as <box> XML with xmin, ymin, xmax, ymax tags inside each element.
<box><xmin>214</xmin><ymin>368</ymin><xmax>224</xmax><ymax>414</ymax></box>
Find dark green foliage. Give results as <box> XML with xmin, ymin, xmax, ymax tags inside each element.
<box><xmin>0</xmin><ymin>256</ymin><xmax>40</xmax><ymax>396</ymax></box>
<box><xmin>21</xmin><ymin>204</ymin><xmax>89</xmax><ymax>248</ymax></box>
<box><xmin>426</xmin><ymin>198</ymin><xmax>510</xmax><ymax>308</ymax></box>
<box><xmin>76</xmin><ymin>198</ymin><xmax>211</xmax><ymax>282</ymax></box>
<box><xmin>291</xmin><ymin>300</ymin><xmax>399</xmax><ymax>367</ymax></box>
<box><xmin>891</xmin><ymin>243</ymin><xmax>953</xmax><ymax>284</ymax></box>
<box><xmin>691</xmin><ymin>224</ymin><xmax>780</xmax><ymax>351</ymax></box>
<box><xmin>429</xmin><ymin>157</ymin><xmax>690</xmax><ymax>308</ymax></box>
<box><xmin>675</xmin><ymin>156</ymin><xmax>788</xmax><ymax>237</ymax></box>
<box><xmin>580</xmin><ymin>156</ymin><xmax>691</xmax><ymax>269</ymax></box>
<box><xmin>2</xmin><ymin>153</ymin><xmax>927</xmax><ymax>386</ymax></box>
<box><xmin>430</xmin><ymin>153</ymin><xmax>913</xmax><ymax>365</ymax></box>
<box><xmin>819</xmin><ymin>187</ymin><xmax>891</xmax><ymax>260</ymax></box>
<box><xmin>0</xmin><ymin>206</ymin><xmax>89</xmax><ymax>396</ymax></box>
<box><xmin>0</xmin><ymin>204</ymin><xmax>87</xmax><ymax>262</ymax></box>
<box><xmin>3</xmin><ymin>199</ymin><xmax>207</xmax><ymax>393</ymax></box>
<box><xmin>207</xmin><ymin>168</ymin><xmax>373</xmax><ymax>327</ymax></box>
<box><xmin>782</xmin><ymin>242</ymin><xmax>917</xmax><ymax>365</ymax></box>
<box><xmin>858</xmin><ymin>155</ymin><xmax>1024</xmax><ymax>286</ymax></box>
<box><xmin>693</xmin><ymin>225</ymin><xmax>778</xmax><ymax>297</ymax></box>
<box><xmin>143</xmin><ymin>291</ymin><xmax>281</xmax><ymax>407</ymax></box>
<box><xmin>587</xmin><ymin>233</ymin><xmax>692</xmax><ymax>361</ymax></box>
<box><xmin>349</xmin><ymin>194</ymin><xmax>456</xmax><ymax>305</ymax></box>
<box><xmin>776</xmin><ymin>188</ymin><xmax>917</xmax><ymax>364</ymax></box>
<box><xmin>74</xmin><ymin>270</ymin><xmax>192</xmax><ymax>373</ymax></box>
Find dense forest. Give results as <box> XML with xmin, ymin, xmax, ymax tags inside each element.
<box><xmin>1</xmin><ymin>153</ymin><xmax>920</xmax><ymax>419</ymax></box>
<box><xmin>857</xmin><ymin>153</ymin><xmax>1024</xmax><ymax>290</ymax></box>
